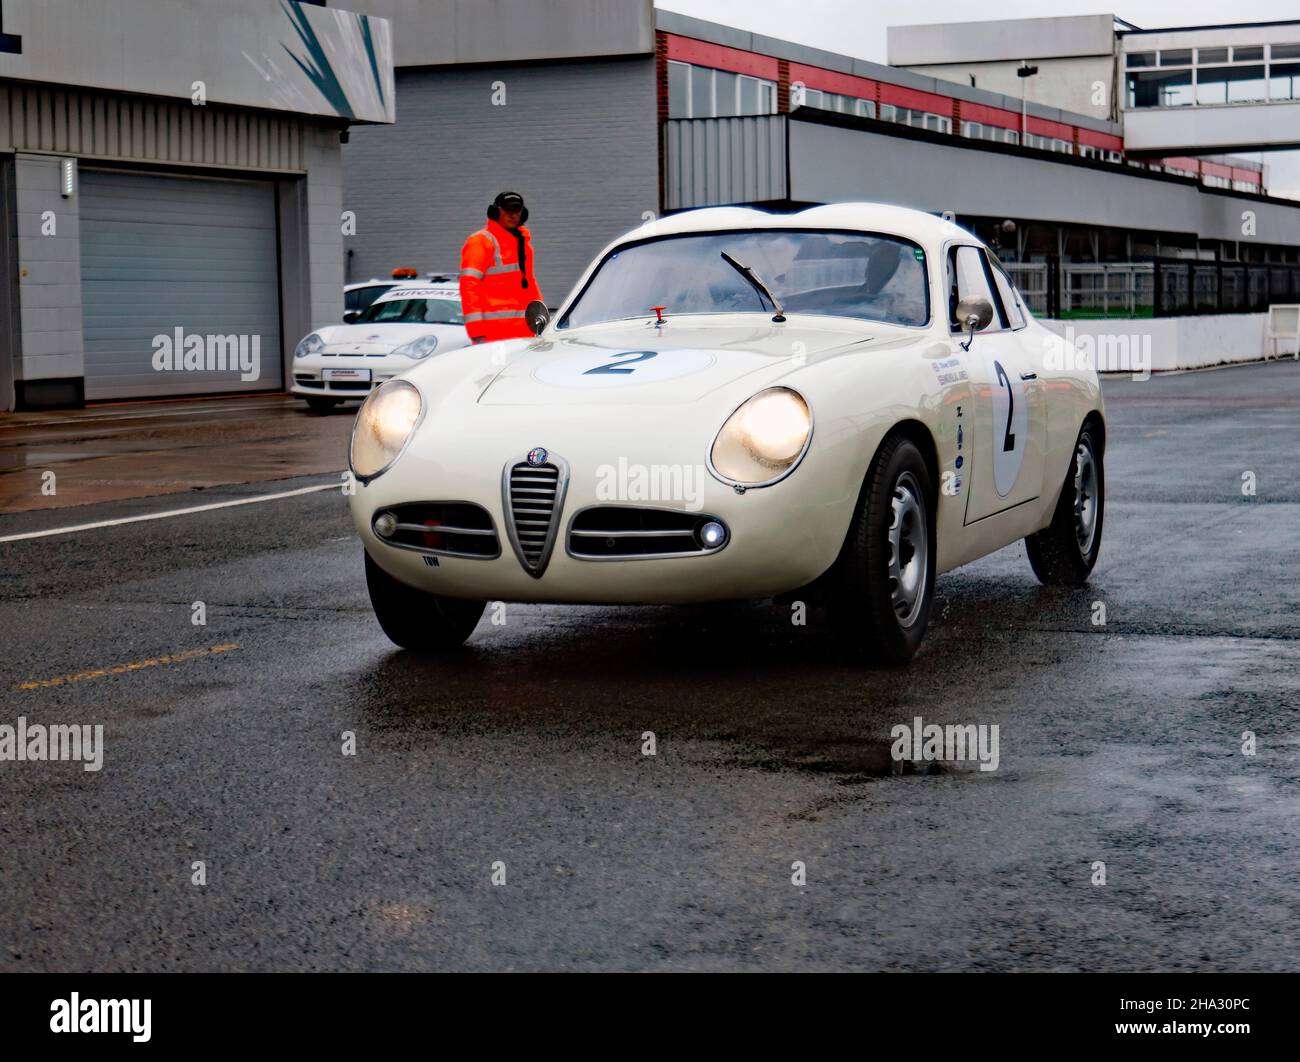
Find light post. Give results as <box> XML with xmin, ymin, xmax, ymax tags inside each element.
<box><xmin>1018</xmin><ymin>61</ymin><xmax>1039</xmax><ymax>145</ymax></box>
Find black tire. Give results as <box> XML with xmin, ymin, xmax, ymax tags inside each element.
<box><xmin>364</xmin><ymin>552</ymin><xmax>486</xmax><ymax>651</ymax></box>
<box><xmin>828</xmin><ymin>434</ymin><xmax>935</xmax><ymax>665</ymax></box>
<box><xmin>1025</xmin><ymin>421</ymin><xmax>1104</xmax><ymax>586</ymax></box>
<box><xmin>305</xmin><ymin>396</ymin><xmax>341</xmax><ymax>414</ymax></box>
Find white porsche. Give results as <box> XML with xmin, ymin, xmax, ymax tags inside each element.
<box><xmin>292</xmin><ymin>282</ymin><xmax>470</xmax><ymax>412</ymax></box>
<box><xmin>347</xmin><ymin>204</ymin><xmax>1105</xmax><ymax>663</ymax></box>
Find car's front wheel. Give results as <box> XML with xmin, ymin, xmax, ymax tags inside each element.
<box><xmin>305</xmin><ymin>396</ymin><xmax>341</xmax><ymax>414</ymax></box>
<box><xmin>829</xmin><ymin>434</ymin><xmax>935</xmax><ymax>665</ymax></box>
<box><xmin>1024</xmin><ymin>421</ymin><xmax>1104</xmax><ymax>585</ymax></box>
<box><xmin>364</xmin><ymin>552</ymin><xmax>486</xmax><ymax>651</ymax></box>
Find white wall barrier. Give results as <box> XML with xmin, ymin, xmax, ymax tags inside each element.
<box><xmin>1040</xmin><ymin>314</ymin><xmax>1275</xmax><ymax>375</ymax></box>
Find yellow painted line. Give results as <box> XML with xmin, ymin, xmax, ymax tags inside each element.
<box><xmin>15</xmin><ymin>643</ymin><xmax>240</xmax><ymax>690</ymax></box>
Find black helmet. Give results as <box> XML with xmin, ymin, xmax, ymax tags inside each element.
<box><xmin>487</xmin><ymin>191</ymin><xmax>528</xmax><ymax>224</ymax></box>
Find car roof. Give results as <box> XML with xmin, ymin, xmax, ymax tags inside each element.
<box><xmin>621</xmin><ymin>202</ymin><xmax>971</xmax><ymax>247</ymax></box>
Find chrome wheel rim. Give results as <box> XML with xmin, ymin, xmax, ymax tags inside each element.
<box><xmin>1074</xmin><ymin>438</ymin><xmax>1099</xmax><ymax>555</ymax></box>
<box><xmin>888</xmin><ymin>471</ymin><xmax>929</xmax><ymax>629</ymax></box>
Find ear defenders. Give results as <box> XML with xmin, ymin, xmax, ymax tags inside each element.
<box><xmin>487</xmin><ymin>191</ymin><xmax>529</xmax><ymax>224</ymax></box>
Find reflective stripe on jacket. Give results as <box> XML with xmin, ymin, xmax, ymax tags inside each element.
<box><xmin>459</xmin><ymin>219</ymin><xmax>542</xmax><ymax>342</ymax></box>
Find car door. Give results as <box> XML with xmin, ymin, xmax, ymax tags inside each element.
<box><xmin>946</xmin><ymin>244</ymin><xmax>1045</xmax><ymax>523</ymax></box>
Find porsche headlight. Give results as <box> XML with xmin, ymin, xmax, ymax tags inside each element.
<box><xmin>349</xmin><ymin>380</ymin><xmax>423</xmax><ymax>481</ymax></box>
<box><xmin>391</xmin><ymin>334</ymin><xmax>440</xmax><ymax>360</ymax></box>
<box><xmin>710</xmin><ymin>387</ymin><xmax>812</xmax><ymax>486</ymax></box>
<box><xmin>294</xmin><ymin>332</ymin><xmax>325</xmax><ymax>359</ymax></box>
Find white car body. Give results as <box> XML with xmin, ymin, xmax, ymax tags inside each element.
<box><xmin>348</xmin><ymin>203</ymin><xmax>1105</xmax><ymax>656</ymax></box>
<box><xmin>292</xmin><ymin>283</ymin><xmax>470</xmax><ymax>402</ymax></box>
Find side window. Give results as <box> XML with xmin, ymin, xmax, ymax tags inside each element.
<box><xmin>948</xmin><ymin>246</ymin><xmax>1004</xmax><ymax>332</ymax></box>
<box><xmin>990</xmin><ymin>261</ymin><xmax>1027</xmax><ymax>329</ymax></box>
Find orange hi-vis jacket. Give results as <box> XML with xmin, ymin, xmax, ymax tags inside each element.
<box><xmin>459</xmin><ymin>218</ymin><xmax>543</xmax><ymax>342</ymax></box>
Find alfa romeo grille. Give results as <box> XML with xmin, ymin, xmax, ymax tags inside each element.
<box><xmin>503</xmin><ymin>452</ymin><xmax>569</xmax><ymax>577</ymax></box>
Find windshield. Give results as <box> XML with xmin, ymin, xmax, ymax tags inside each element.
<box><xmin>560</xmin><ymin>229</ymin><xmax>929</xmax><ymax>329</ymax></box>
<box><xmin>359</xmin><ymin>297</ymin><xmax>464</xmax><ymax>325</ymax></box>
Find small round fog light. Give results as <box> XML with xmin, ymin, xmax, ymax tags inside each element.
<box><xmin>374</xmin><ymin>511</ymin><xmax>398</xmax><ymax>538</ymax></box>
<box><xmin>698</xmin><ymin>520</ymin><xmax>727</xmax><ymax>549</ymax></box>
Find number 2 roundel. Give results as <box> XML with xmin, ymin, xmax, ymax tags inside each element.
<box><xmin>535</xmin><ymin>348</ymin><xmax>716</xmax><ymax>388</ymax></box>
<box><xmin>987</xmin><ymin>356</ymin><xmax>1029</xmax><ymax>498</ymax></box>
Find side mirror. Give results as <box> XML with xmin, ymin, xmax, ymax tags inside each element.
<box><xmin>525</xmin><ymin>300</ymin><xmax>551</xmax><ymax>336</ymax></box>
<box><xmin>343</xmin><ymin>310</ymin><xmax>362</xmax><ymax>324</ymax></box>
<box><xmin>955</xmin><ymin>296</ymin><xmax>993</xmax><ymax>351</ymax></box>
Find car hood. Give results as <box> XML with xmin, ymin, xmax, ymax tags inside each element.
<box><xmin>476</xmin><ymin>316</ymin><xmax>902</xmax><ymax>406</ymax></box>
<box><xmin>318</xmin><ymin>322</ymin><xmax>467</xmax><ymax>355</ymax></box>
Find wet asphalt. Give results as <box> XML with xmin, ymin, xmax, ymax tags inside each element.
<box><xmin>0</xmin><ymin>362</ymin><xmax>1297</xmax><ymax>971</ymax></box>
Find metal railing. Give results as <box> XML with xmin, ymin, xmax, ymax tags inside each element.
<box><xmin>1152</xmin><ymin>258</ymin><xmax>1300</xmax><ymax>316</ymax></box>
<box><xmin>1001</xmin><ymin>259</ymin><xmax>1300</xmax><ymax>318</ymax></box>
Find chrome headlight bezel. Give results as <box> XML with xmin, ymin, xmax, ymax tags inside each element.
<box><xmin>294</xmin><ymin>332</ymin><xmax>325</xmax><ymax>359</ymax></box>
<box><xmin>391</xmin><ymin>334</ymin><xmax>440</xmax><ymax>360</ymax></box>
<box><xmin>708</xmin><ymin>386</ymin><xmax>813</xmax><ymax>489</ymax></box>
<box><xmin>348</xmin><ymin>379</ymin><xmax>425</xmax><ymax>485</ymax></box>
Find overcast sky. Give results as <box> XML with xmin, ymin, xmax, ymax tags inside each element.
<box><xmin>657</xmin><ymin>0</ymin><xmax>1300</xmax><ymax>197</ymax></box>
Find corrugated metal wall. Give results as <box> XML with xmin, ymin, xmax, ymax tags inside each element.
<box><xmin>664</xmin><ymin>116</ymin><xmax>788</xmax><ymax>211</ymax></box>
<box><xmin>0</xmin><ymin>83</ymin><xmax>308</xmax><ymax>173</ymax></box>
<box><xmin>340</xmin><ymin>58</ymin><xmax>659</xmax><ymax>304</ymax></box>
<box><xmin>79</xmin><ymin>169</ymin><xmax>282</xmax><ymax>400</ymax></box>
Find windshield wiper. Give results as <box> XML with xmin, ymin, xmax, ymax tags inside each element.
<box><xmin>720</xmin><ymin>251</ymin><xmax>786</xmax><ymax>323</ymax></box>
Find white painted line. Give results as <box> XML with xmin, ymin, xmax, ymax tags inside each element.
<box><xmin>0</xmin><ymin>481</ymin><xmax>341</xmax><ymax>543</ymax></box>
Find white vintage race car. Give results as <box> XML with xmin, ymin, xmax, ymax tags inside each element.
<box><xmin>347</xmin><ymin>203</ymin><xmax>1105</xmax><ymax>663</ymax></box>
<box><xmin>292</xmin><ymin>282</ymin><xmax>469</xmax><ymax>411</ymax></box>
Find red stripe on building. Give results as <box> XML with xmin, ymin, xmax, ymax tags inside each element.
<box><xmin>787</xmin><ymin>62</ymin><xmax>878</xmax><ymax>100</ymax></box>
<box><xmin>1025</xmin><ymin>116</ymin><xmax>1076</xmax><ymax>140</ymax></box>
<box><xmin>664</xmin><ymin>34</ymin><xmax>779</xmax><ymax>79</ymax></box>
<box><xmin>878</xmin><ymin>83</ymin><xmax>956</xmax><ymax>116</ymax></box>
<box><xmin>1076</xmin><ymin>128</ymin><xmax>1124</xmax><ymax>151</ymax></box>
<box><xmin>958</xmin><ymin>101</ymin><xmax>1021</xmax><ymax>130</ymax></box>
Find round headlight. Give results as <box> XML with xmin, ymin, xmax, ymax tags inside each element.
<box><xmin>710</xmin><ymin>387</ymin><xmax>811</xmax><ymax>486</ymax></box>
<box><xmin>294</xmin><ymin>332</ymin><xmax>325</xmax><ymax>359</ymax></box>
<box><xmin>392</xmin><ymin>334</ymin><xmax>440</xmax><ymax>360</ymax></box>
<box><xmin>349</xmin><ymin>380</ymin><xmax>423</xmax><ymax>481</ymax></box>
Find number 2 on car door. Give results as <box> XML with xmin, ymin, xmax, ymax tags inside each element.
<box><xmin>987</xmin><ymin>354</ymin><xmax>1028</xmax><ymax>498</ymax></box>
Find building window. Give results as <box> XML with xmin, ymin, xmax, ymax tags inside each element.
<box><xmin>668</xmin><ymin>60</ymin><xmax>777</xmax><ymax>119</ymax></box>
<box><xmin>1127</xmin><ymin>68</ymin><xmax>1194</xmax><ymax>108</ymax></box>
<box><xmin>1126</xmin><ymin>42</ymin><xmax>1299</xmax><ymax>108</ymax></box>
<box><xmin>1196</xmin><ymin>64</ymin><xmax>1267</xmax><ymax>105</ymax></box>
<box><xmin>668</xmin><ymin>60</ymin><xmax>689</xmax><ymax>118</ymax></box>
<box><xmin>1269</xmin><ymin>61</ymin><xmax>1300</xmax><ymax>101</ymax></box>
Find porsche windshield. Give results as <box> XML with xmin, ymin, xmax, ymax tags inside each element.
<box><xmin>559</xmin><ymin>230</ymin><xmax>929</xmax><ymax>329</ymax></box>
<box><xmin>359</xmin><ymin>297</ymin><xmax>464</xmax><ymax>325</ymax></box>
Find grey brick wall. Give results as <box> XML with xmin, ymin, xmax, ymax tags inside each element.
<box><xmin>341</xmin><ymin>57</ymin><xmax>659</xmax><ymax>305</ymax></box>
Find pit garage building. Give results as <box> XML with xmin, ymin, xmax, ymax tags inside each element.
<box><xmin>0</xmin><ymin>0</ymin><xmax>394</xmax><ymax>410</ymax></box>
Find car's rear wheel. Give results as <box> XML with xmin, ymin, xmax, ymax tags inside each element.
<box><xmin>305</xmin><ymin>396</ymin><xmax>341</xmax><ymax>414</ymax></box>
<box><xmin>364</xmin><ymin>552</ymin><xmax>485</xmax><ymax>651</ymax></box>
<box><xmin>829</xmin><ymin>434</ymin><xmax>935</xmax><ymax>665</ymax></box>
<box><xmin>1025</xmin><ymin>421</ymin><xmax>1104</xmax><ymax>585</ymax></box>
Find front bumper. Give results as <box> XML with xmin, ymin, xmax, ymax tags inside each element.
<box><xmin>291</xmin><ymin>355</ymin><xmax>406</xmax><ymax>399</ymax></box>
<box><xmin>349</xmin><ymin>413</ymin><xmax>858</xmax><ymax>605</ymax></box>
